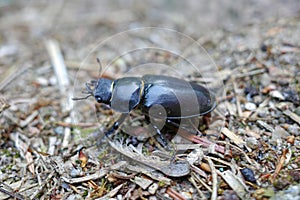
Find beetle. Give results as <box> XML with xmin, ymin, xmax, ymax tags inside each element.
<box><xmin>74</xmin><ymin>62</ymin><xmax>216</xmax><ymax>147</ymax></box>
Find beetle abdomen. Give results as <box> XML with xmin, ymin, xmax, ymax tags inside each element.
<box><xmin>140</xmin><ymin>75</ymin><xmax>216</xmax><ymax>119</ymax></box>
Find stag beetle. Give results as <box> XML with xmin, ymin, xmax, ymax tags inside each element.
<box><xmin>74</xmin><ymin>60</ymin><xmax>216</xmax><ymax>146</ymax></box>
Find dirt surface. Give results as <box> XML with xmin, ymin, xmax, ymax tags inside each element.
<box><xmin>1</xmin><ymin>1</ymin><xmax>300</xmax><ymax>200</ymax></box>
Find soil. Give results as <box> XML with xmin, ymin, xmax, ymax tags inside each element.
<box><xmin>0</xmin><ymin>1</ymin><xmax>300</xmax><ymax>200</ymax></box>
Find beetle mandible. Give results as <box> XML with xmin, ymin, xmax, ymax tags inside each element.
<box><xmin>74</xmin><ymin>59</ymin><xmax>217</xmax><ymax>146</ymax></box>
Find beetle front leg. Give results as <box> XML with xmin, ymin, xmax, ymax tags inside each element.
<box><xmin>105</xmin><ymin>113</ymin><xmax>127</xmax><ymax>136</ymax></box>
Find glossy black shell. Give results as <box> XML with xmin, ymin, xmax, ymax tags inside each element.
<box><xmin>108</xmin><ymin>75</ymin><xmax>216</xmax><ymax>119</ymax></box>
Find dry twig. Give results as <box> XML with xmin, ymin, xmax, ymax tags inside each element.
<box><xmin>206</xmin><ymin>157</ymin><xmax>218</xmax><ymax>200</ymax></box>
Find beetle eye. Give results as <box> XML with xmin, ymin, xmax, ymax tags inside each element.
<box><xmin>95</xmin><ymin>96</ymin><xmax>102</xmax><ymax>102</ymax></box>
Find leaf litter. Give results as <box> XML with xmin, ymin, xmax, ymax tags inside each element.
<box><xmin>0</xmin><ymin>2</ymin><xmax>300</xmax><ymax>200</ymax></box>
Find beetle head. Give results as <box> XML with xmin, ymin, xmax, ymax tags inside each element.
<box><xmin>72</xmin><ymin>78</ymin><xmax>113</xmax><ymax>104</ymax></box>
<box><xmin>93</xmin><ymin>78</ymin><xmax>113</xmax><ymax>104</ymax></box>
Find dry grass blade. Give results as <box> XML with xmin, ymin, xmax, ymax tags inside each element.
<box><xmin>0</xmin><ymin>181</ymin><xmax>25</xmax><ymax>200</ymax></box>
<box><xmin>189</xmin><ymin>176</ymin><xmax>206</xmax><ymax>200</ymax></box>
<box><xmin>218</xmin><ymin>170</ymin><xmax>248</xmax><ymax>199</ymax></box>
<box><xmin>233</xmin><ymin>80</ymin><xmax>242</xmax><ymax>117</ymax></box>
<box><xmin>206</xmin><ymin>157</ymin><xmax>218</xmax><ymax>200</ymax></box>
<box><xmin>95</xmin><ymin>183</ymin><xmax>124</xmax><ymax>200</ymax></box>
<box><xmin>0</xmin><ymin>97</ymin><xmax>10</xmax><ymax>113</ymax></box>
<box><xmin>62</xmin><ymin>169</ymin><xmax>108</xmax><ymax>184</ymax></box>
<box><xmin>271</xmin><ymin>148</ymin><xmax>289</xmax><ymax>182</ymax></box>
<box><xmin>0</xmin><ymin>63</ymin><xmax>30</xmax><ymax>92</ymax></box>
<box><xmin>30</xmin><ymin>171</ymin><xmax>55</xmax><ymax>199</ymax></box>
<box><xmin>45</xmin><ymin>39</ymin><xmax>73</xmax><ymax>149</ymax></box>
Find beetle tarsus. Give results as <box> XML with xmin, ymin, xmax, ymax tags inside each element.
<box><xmin>105</xmin><ymin>113</ymin><xmax>127</xmax><ymax>137</ymax></box>
<box><xmin>152</xmin><ymin>125</ymin><xmax>169</xmax><ymax>147</ymax></box>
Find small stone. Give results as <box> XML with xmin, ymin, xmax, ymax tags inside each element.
<box><xmin>253</xmin><ymin>95</ymin><xmax>263</xmax><ymax>104</ymax></box>
<box><xmin>279</xmin><ymin>117</ymin><xmax>286</xmax><ymax>123</ymax></box>
<box><xmin>149</xmin><ymin>196</ymin><xmax>157</xmax><ymax>200</ymax></box>
<box><xmin>270</xmin><ymin>90</ymin><xmax>285</xmax><ymax>100</ymax></box>
<box><xmin>180</xmin><ymin>191</ymin><xmax>192</xmax><ymax>199</ymax></box>
<box><xmin>187</xmin><ymin>149</ymin><xmax>203</xmax><ymax>165</ymax></box>
<box><xmin>35</xmin><ymin>77</ymin><xmax>49</xmax><ymax>86</ymax></box>
<box><xmin>260</xmin><ymin>73</ymin><xmax>271</xmax><ymax>86</ymax></box>
<box><xmin>273</xmin><ymin>126</ymin><xmax>290</xmax><ymax>141</ymax></box>
<box><xmin>258</xmin><ymin>110</ymin><xmax>268</xmax><ymax>118</ymax></box>
<box><xmin>54</xmin><ymin>126</ymin><xmax>64</xmax><ymax>135</ymax></box>
<box><xmin>241</xmin><ymin>168</ymin><xmax>256</xmax><ymax>183</ymax></box>
<box><xmin>246</xmin><ymin>137</ymin><xmax>259</xmax><ymax>150</ymax></box>
<box><xmin>148</xmin><ymin>183</ymin><xmax>158</xmax><ymax>195</ymax></box>
<box><xmin>70</xmin><ymin>168</ymin><xmax>82</xmax><ymax>177</ymax></box>
<box><xmin>295</xmin><ymin>107</ymin><xmax>300</xmax><ymax>116</ymax></box>
<box><xmin>117</xmin><ymin>194</ymin><xmax>123</xmax><ymax>200</ymax></box>
<box><xmin>133</xmin><ymin>176</ymin><xmax>153</xmax><ymax>190</ymax></box>
<box><xmin>49</xmin><ymin>76</ymin><xmax>57</xmax><ymax>85</ymax></box>
<box><xmin>288</xmin><ymin>124</ymin><xmax>300</xmax><ymax>136</ymax></box>
<box><xmin>66</xmin><ymin>194</ymin><xmax>82</xmax><ymax>200</ymax></box>
<box><xmin>244</xmin><ymin>102</ymin><xmax>257</xmax><ymax>111</ymax></box>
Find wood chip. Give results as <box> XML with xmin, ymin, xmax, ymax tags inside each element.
<box><xmin>283</xmin><ymin>110</ymin><xmax>300</xmax><ymax>126</ymax></box>
<box><xmin>221</xmin><ymin>127</ymin><xmax>245</xmax><ymax>147</ymax></box>
<box><xmin>131</xmin><ymin>176</ymin><xmax>153</xmax><ymax>190</ymax></box>
<box><xmin>62</xmin><ymin>169</ymin><xmax>108</xmax><ymax>184</ymax></box>
<box><xmin>257</xmin><ymin>120</ymin><xmax>275</xmax><ymax>132</ymax></box>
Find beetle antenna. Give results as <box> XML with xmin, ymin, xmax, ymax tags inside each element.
<box><xmin>95</xmin><ymin>57</ymin><xmax>103</xmax><ymax>89</ymax></box>
<box><xmin>72</xmin><ymin>94</ymin><xmax>93</xmax><ymax>101</ymax></box>
<box><xmin>96</xmin><ymin>57</ymin><xmax>102</xmax><ymax>74</ymax></box>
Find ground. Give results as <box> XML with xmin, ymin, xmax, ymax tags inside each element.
<box><xmin>0</xmin><ymin>1</ymin><xmax>300</xmax><ymax>200</ymax></box>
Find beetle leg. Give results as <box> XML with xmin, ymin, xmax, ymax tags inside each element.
<box><xmin>105</xmin><ymin>113</ymin><xmax>127</xmax><ymax>136</ymax></box>
<box><xmin>152</xmin><ymin>125</ymin><xmax>169</xmax><ymax>147</ymax></box>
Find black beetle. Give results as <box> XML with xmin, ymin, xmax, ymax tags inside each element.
<box><xmin>74</xmin><ymin>62</ymin><xmax>216</xmax><ymax>146</ymax></box>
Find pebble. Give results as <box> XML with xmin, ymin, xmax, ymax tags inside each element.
<box><xmin>279</xmin><ymin>117</ymin><xmax>286</xmax><ymax>123</ymax></box>
<box><xmin>117</xmin><ymin>194</ymin><xmax>123</xmax><ymax>200</ymax></box>
<box><xmin>260</xmin><ymin>73</ymin><xmax>271</xmax><ymax>86</ymax></box>
<box><xmin>149</xmin><ymin>196</ymin><xmax>157</xmax><ymax>200</ymax></box>
<box><xmin>245</xmin><ymin>137</ymin><xmax>259</xmax><ymax>150</ymax></box>
<box><xmin>288</xmin><ymin>124</ymin><xmax>300</xmax><ymax>136</ymax></box>
<box><xmin>253</xmin><ymin>95</ymin><xmax>263</xmax><ymax>104</ymax></box>
<box><xmin>244</xmin><ymin>102</ymin><xmax>257</xmax><ymax>111</ymax></box>
<box><xmin>35</xmin><ymin>77</ymin><xmax>49</xmax><ymax>86</ymax></box>
<box><xmin>148</xmin><ymin>183</ymin><xmax>158</xmax><ymax>195</ymax></box>
<box><xmin>180</xmin><ymin>192</ymin><xmax>193</xmax><ymax>199</ymax></box>
<box><xmin>49</xmin><ymin>76</ymin><xmax>57</xmax><ymax>85</ymax></box>
<box><xmin>273</xmin><ymin>126</ymin><xmax>290</xmax><ymax>139</ymax></box>
<box><xmin>187</xmin><ymin>149</ymin><xmax>204</xmax><ymax>165</ymax></box>
<box><xmin>271</xmin><ymin>184</ymin><xmax>300</xmax><ymax>200</ymax></box>
<box><xmin>133</xmin><ymin>176</ymin><xmax>153</xmax><ymax>190</ymax></box>
<box><xmin>54</xmin><ymin>126</ymin><xmax>64</xmax><ymax>135</ymax></box>
<box><xmin>70</xmin><ymin>168</ymin><xmax>82</xmax><ymax>177</ymax></box>
<box><xmin>270</xmin><ymin>90</ymin><xmax>285</xmax><ymax>100</ymax></box>
<box><xmin>295</xmin><ymin>107</ymin><xmax>300</xmax><ymax>116</ymax></box>
<box><xmin>241</xmin><ymin>168</ymin><xmax>256</xmax><ymax>183</ymax></box>
<box><xmin>66</xmin><ymin>194</ymin><xmax>82</xmax><ymax>200</ymax></box>
<box><xmin>258</xmin><ymin>108</ymin><xmax>268</xmax><ymax>118</ymax></box>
